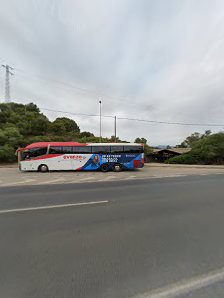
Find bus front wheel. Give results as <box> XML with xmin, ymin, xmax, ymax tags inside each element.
<box><xmin>38</xmin><ymin>164</ymin><xmax>49</xmax><ymax>173</ymax></box>
<box><xmin>113</xmin><ymin>164</ymin><xmax>122</xmax><ymax>172</ymax></box>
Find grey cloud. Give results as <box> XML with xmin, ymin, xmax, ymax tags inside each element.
<box><xmin>1</xmin><ymin>0</ymin><xmax>224</xmax><ymax>145</ymax></box>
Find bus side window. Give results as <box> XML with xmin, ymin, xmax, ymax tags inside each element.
<box><xmin>49</xmin><ymin>147</ymin><xmax>63</xmax><ymax>154</ymax></box>
<box><xmin>110</xmin><ymin>146</ymin><xmax>124</xmax><ymax>153</ymax></box>
<box><xmin>92</xmin><ymin>146</ymin><xmax>110</xmax><ymax>153</ymax></box>
<box><xmin>72</xmin><ymin>146</ymin><xmax>92</xmax><ymax>153</ymax></box>
<box><xmin>61</xmin><ymin>147</ymin><xmax>73</xmax><ymax>154</ymax></box>
<box><xmin>123</xmin><ymin>146</ymin><xmax>143</xmax><ymax>153</ymax></box>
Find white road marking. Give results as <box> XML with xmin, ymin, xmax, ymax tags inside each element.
<box><xmin>135</xmin><ymin>267</ymin><xmax>224</xmax><ymax>298</ymax></box>
<box><xmin>0</xmin><ymin>200</ymin><xmax>109</xmax><ymax>214</ymax></box>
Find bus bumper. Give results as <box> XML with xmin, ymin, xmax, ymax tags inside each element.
<box><xmin>134</xmin><ymin>159</ymin><xmax>144</xmax><ymax>168</ymax></box>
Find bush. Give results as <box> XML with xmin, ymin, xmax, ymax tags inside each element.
<box><xmin>168</xmin><ymin>132</ymin><xmax>224</xmax><ymax>165</ymax></box>
<box><xmin>166</xmin><ymin>154</ymin><xmax>200</xmax><ymax>164</ymax></box>
<box><xmin>0</xmin><ymin>145</ymin><xmax>17</xmax><ymax>162</ymax></box>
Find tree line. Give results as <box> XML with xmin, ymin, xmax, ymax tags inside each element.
<box><xmin>167</xmin><ymin>131</ymin><xmax>224</xmax><ymax>165</ymax></box>
<box><xmin>0</xmin><ymin>102</ymin><xmax>150</xmax><ymax>162</ymax></box>
<box><xmin>2</xmin><ymin>102</ymin><xmax>222</xmax><ymax>165</ymax></box>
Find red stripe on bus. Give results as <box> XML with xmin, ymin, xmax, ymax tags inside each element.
<box><xmin>76</xmin><ymin>167</ymin><xmax>83</xmax><ymax>171</ymax></box>
<box><xmin>25</xmin><ymin>142</ymin><xmax>87</xmax><ymax>149</ymax></box>
<box><xmin>26</xmin><ymin>154</ymin><xmax>62</xmax><ymax>161</ymax></box>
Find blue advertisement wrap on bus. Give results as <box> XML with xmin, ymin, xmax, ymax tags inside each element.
<box><xmin>82</xmin><ymin>153</ymin><xmax>144</xmax><ymax>170</ymax></box>
<box><xmin>18</xmin><ymin>142</ymin><xmax>144</xmax><ymax>172</ymax></box>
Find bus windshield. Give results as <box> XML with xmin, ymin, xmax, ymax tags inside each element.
<box><xmin>21</xmin><ymin>147</ymin><xmax>48</xmax><ymax>160</ymax></box>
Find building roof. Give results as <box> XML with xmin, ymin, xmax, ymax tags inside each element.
<box><xmin>152</xmin><ymin>147</ymin><xmax>191</xmax><ymax>154</ymax></box>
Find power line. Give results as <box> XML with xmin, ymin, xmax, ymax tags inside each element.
<box><xmin>15</xmin><ymin>68</ymin><xmax>131</xmax><ymax>105</ymax></box>
<box><xmin>40</xmin><ymin>107</ymin><xmax>224</xmax><ymax>127</ymax></box>
<box><xmin>3</xmin><ymin>62</ymin><xmax>223</xmax><ymax>128</ymax></box>
<box><xmin>15</xmin><ymin>67</ymin><xmax>147</xmax><ymax>108</ymax></box>
<box><xmin>117</xmin><ymin>117</ymin><xmax>224</xmax><ymax>127</ymax></box>
<box><xmin>12</xmin><ymin>66</ymin><xmax>224</xmax><ymax>123</ymax></box>
<box><xmin>40</xmin><ymin>107</ymin><xmax>114</xmax><ymax>118</ymax></box>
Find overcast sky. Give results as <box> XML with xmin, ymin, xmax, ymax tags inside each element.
<box><xmin>1</xmin><ymin>0</ymin><xmax>224</xmax><ymax>146</ymax></box>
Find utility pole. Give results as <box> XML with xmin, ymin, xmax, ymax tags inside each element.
<box><xmin>1</xmin><ymin>64</ymin><xmax>14</xmax><ymax>102</ymax></box>
<box><xmin>114</xmin><ymin>116</ymin><xmax>117</xmax><ymax>142</ymax></box>
<box><xmin>99</xmin><ymin>100</ymin><xmax>102</xmax><ymax>142</ymax></box>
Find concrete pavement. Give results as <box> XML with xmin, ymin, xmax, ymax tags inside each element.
<box><xmin>0</xmin><ymin>175</ymin><xmax>224</xmax><ymax>297</ymax></box>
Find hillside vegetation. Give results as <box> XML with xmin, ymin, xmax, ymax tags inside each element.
<box><xmin>0</xmin><ymin>102</ymin><xmax>150</xmax><ymax>162</ymax></box>
<box><xmin>168</xmin><ymin>132</ymin><xmax>224</xmax><ymax>165</ymax></box>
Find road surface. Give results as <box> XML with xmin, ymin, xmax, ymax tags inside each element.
<box><xmin>0</xmin><ymin>175</ymin><xmax>224</xmax><ymax>297</ymax></box>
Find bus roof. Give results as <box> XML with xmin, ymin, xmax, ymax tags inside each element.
<box><xmin>25</xmin><ymin>142</ymin><xmax>85</xmax><ymax>149</ymax></box>
<box><xmin>22</xmin><ymin>142</ymin><xmax>143</xmax><ymax>150</ymax></box>
<box><xmin>87</xmin><ymin>143</ymin><xmax>143</xmax><ymax>146</ymax></box>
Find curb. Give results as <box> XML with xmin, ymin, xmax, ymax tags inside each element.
<box><xmin>144</xmin><ymin>163</ymin><xmax>224</xmax><ymax>170</ymax></box>
<box><xmin>0</xmin><ymin>164</ymin><xmax>18</xmax><ymax>168</ymax></box>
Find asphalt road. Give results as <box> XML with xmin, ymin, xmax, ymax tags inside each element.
<box><xmin>0</xmin><ymin>175</ymin><xmax>224</xmax><ymax>298</ymax></box>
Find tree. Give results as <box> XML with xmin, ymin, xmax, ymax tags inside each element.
<box><xmin>168</xmin><ymin>132</ymin><xmax>224</xmax><ymax>165</ymax></box>
<box><xmin>134</xmin><ymin>137</ymin><xmax>147</xmax><ymax>144</ymax></box>
<box><xmin>144</xmin><ymin>144</ymin><xmax>153</xmax><ymax>154</ymax></box>
<box><xmin>0</xmin><ymin>124</ymin><xmax>23</xmax><ymax>146</ymax></box>
<box><xmin>0</xmin><ymin>144</ymin><xmax>16</xmax><ymax>162</ymax></box>
<box><xmin>178</xmin><ymin>131</ymin><xmax>213</xmax><ymax>148</ymax></box>
<box><xmin>109</xmin><ymin>135</ymin><xmax>121</xmax><ymax>142</ymax></box>
<box><xmin>79</xmin><ymin>131</ymin><xmax>94</xmax><ymax>138</ymax></box>
<box><xmin>204</xmin><ymin>130</ymin><xmax>212</xmax><ymax>136</ymax></box>
<box><xmin>0</xmin><ymin>102</ymin><xmax>135</xmax><ymax>163</ymax></box>
<box><xmin>0</xmin><ymin>102</ymin><xmax>50</xmax><ymax>136</ymax></box>
<box><xmin>180</xmin><ymin>132</ymin><xmax>202</xmax><ymax>148</ymax></box>
<box><xmin>25</xmin><ymin>103</ymin><xmax>40</xmax><ymax>113</ymax></box>
<box><xmin>50</xmin><ymin>117</ymin><xmax>80</xmax><ymax>135</ymax></box>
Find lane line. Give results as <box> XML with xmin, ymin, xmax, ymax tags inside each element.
<box><xmin>0</xmin><ymin>200</ymin><xmax>109</xmax><ymax>214</ymax></box>
<box><xmin>135</xmin><ymin>266</ymin><xmax>224</xmax><ymax>298</ymax></box>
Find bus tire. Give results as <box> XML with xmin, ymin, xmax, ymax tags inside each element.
<box><xmin>101</xmin><ymin>164</ymin><xmax>109</xmax><ymax>172</ymax></box>
<box><xmin>113</xmin><ymin>163</ymin><xmax>122</xmax><ymax>172</ymax></box>
<box><xmin>38</xmin><ymin>164</ymin><xmax>49</xmax><ymax>173</ymax></box>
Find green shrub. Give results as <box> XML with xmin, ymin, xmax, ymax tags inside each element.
<box><xmin>0</xmin><ymin>145</ymin><xmax>17</xmax><ymax>162</ymax></box>
<box><xmin>168</xmin><ymin>132</ymin><xmax>224</xmax><ymax>165</ymax></box>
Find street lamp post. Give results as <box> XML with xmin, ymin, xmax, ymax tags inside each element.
<box><xmin>99</xmin><ymin>100</ymin><xmax>102</xmax><ymax>142</ymax></box>
<box><xmin>114</xmin><ymin>116</ymin><xmax>117</xmax><ymax>142</ymax></box>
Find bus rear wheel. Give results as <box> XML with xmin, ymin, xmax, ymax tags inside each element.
<box><xmin>113</xmin><ymin>164</ymin><xmax>122</xmax><ymax>172</ymax></box>
<box><xmin>38</xmin><ymin>164</ymin><xmax>49</xmax><ymax>173</ymax></box>
<box><xmin>101</xmin><ymin>164</ymin><xmax>109</xmax><ymax>172</ymax></box>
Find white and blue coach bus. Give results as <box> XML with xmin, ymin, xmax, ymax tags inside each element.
<box><xmin>17</xmin><ymin>142</ymin><xmax>144</xmax><ymax>172</ymax></box>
